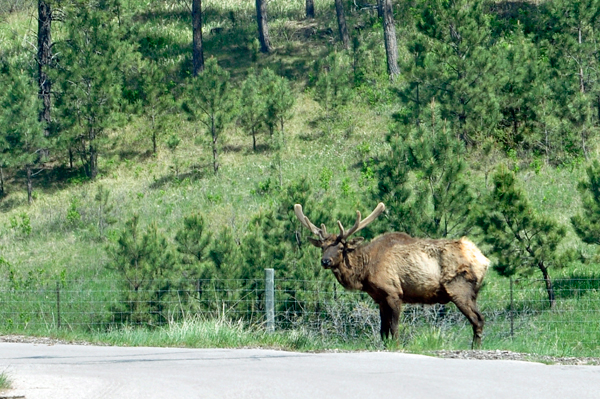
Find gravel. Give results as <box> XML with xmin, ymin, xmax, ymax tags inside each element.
<box><xmin>2</xmin><ymin>335</ymin><xmax>598</xmax><ymax>365</ymax></box>
<box><xmin>432</xmin><ymin>349</ymin><xmax>600</xmax><ymax>365</ymax></box>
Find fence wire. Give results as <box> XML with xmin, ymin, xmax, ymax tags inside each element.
<box><xmin>1</xmin><ymin>277</ymin><xmax>599</xmax><ymax>347</ymax></box>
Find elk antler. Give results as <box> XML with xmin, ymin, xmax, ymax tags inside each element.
<box><xmin>294</xmin><ymin>204</ymin><xmax>330</xmax><ymax>240</ymax></box>
<box><xmin>338</xmin><ymin>202</ymin><xmax>385</xmax><ymax>239</ymax></box>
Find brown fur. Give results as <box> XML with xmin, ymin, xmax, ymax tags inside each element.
<box><xmin>310</xmin><ymin>232</ymin><xmax>489</xmax><ymax>348</ymax></box>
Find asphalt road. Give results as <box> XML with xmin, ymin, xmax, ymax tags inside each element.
<box><xmin>1</xmin><ymin>343</ymin><xmax>599</xmax><ymax>399</ymax></box>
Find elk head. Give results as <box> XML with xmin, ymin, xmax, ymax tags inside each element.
<box><xmin>294</xmin><ymin>203</ymin><xmax>385</xmax><ymax>269</ymax></box>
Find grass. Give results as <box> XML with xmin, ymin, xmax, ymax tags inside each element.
<box><xmin>0</xmin><ymin>371</ymin><xmax>11</xmax><ymax>391</ymax></box>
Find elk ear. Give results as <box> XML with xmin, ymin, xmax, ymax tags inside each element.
<box><xmin>346</xmin><ymin>237</ymin><xmax>364</xmax><ymax>251</ymax></box>
<box><xmin>307</xmin><ymin>237</ymin><xmax>324</xmax><ymax>248</ymax></box>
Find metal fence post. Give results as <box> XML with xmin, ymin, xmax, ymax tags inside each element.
<box><xmin>265</xmin><ymin>268</ymin><xmax>274</xmax><ymax>332</ymax></box>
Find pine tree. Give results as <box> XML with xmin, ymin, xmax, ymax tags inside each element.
<box><xmin>334</xmin><ymin>0</ymin><xmax>350</xmax><ymax>50</ymax></box>
<box><xmin>0</xmin><ymin>68</ymin><xmax>47</xmax><ymax>204</ymax></box>
<box><xmin>306</xmin><ymin>0</ymin><xmax>315</xmax><ymax>19</ymax></box>
<box><xmin>53</xmin><ymin>0</ymin><xmax>132</xmax><ymax>179</ymax></box>
<box><xmin>375</xmin><ymin>100</ymin><xmax>474</xmax><ymax>238</ymax></box>
<box><xmin>139</xmin><ymin>61</ymin><xmax>175</xmax><ymax>155</ymax></box>
<box><xmin>544</xmin><ymin>0</ymin><xmax>600</xmax><ymax>160</ymax></box>
<box><xmin>381</xmin><ymin>0</ymin><xmax>399</xmax><ymax>78</ymax></box>
<box><xmin>571</xmin><ymin>160</ymin><xmax>600</xmax><ymax>246</ymax></box>
<box><xmin>256</xmin><ymin>0</ymin><xmax>273</xmax><ymax>53</ymax></box>
<box><xmin>109</xmin><ymin>215</ymin><xmax>178</xmax><ymax>324</ymax></box>
<box><xmin>94</xmin><ymin>184</ymin><xmax>116</xmax><ymax>238</ymax></box>
<box><xmin>240</xmin><ymin>69</ymin><xmax>266</xmax><ymax>151</ymax></box>
<box><xmin>496</xmin><ymin>30</ymin><xmax>544</xmax><ymax>151</ymax></box>
<box><xmin>312</xmin><ymin>52</ymin><xmax>353</xmax><ymax>135</ymax></box>
<box><xmin>260</xmin><ymin>68</ymin><xmax>295</xmax><ymax>140</ymax></box>
<box><xmin>414</xmin><ymin>0</ymin><xmax>499</xmax><ymax>144</ymax></box>
<box><xmin>182</xmin><ymin>58</ymin><xmax>235</xmax><ymax>174</ymax></box>
<box><xmin>476</xmin><ymin>168</ymin><xmax>569</xmax><ymax>308</ymax></box>
<box><xmin>239</xmin><ymin>178</ymin><xmax>332</xmax><ymax>321</ymax></box>
<box><xmin>37</xmin><ymin>0</ymin><xmax>53</xmax><ymax>138</ymax></box>
<box><xmin>175</xmin><ymin>214</ymin><xmax>213</xmax><ymax>269</ymax></box>
<box><xmin>269</xmin><ymin>76</ymin><xmax>295</xmax><ymax>141</ymax></box>
<box><xmin>192</xmin><ymin>0</ymin><xmax>205</xmax><ymax>75</ymax></box>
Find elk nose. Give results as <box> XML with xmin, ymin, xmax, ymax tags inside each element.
<box><xmin>321</xmin><ymin>258</ymin><xmax>332</xmax><ymax>268</ymax></box>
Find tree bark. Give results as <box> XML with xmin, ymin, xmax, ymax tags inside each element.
<box><xmin>0</xmin><ymin>166</ymin><xmax>4</xmax><ymax>197</ymax></box>
<box><xmin>90</xmin><ymin>143</ymin><xmax>98</xmax><ymax>179</ymax></box>
<box><xmin>211</xmin><ymin>117</ymin><xmax>219</xmax><ymax>173</ymax></box>
<box><xmin>306</xmin><ymin>0</ymin><xmax>314</xmax><ymax>18</ymax></box>
<box><xmin>192</xmin><ymin>0</ymin><xmax>204</xmax><ymax>76</ymax></box>
<box><xmin>38</xmin><ymin>0</ymin><xmax>52</xmax><ymax>137</ymax></box>
<box><xmin>382</xmin><ymin>0</ymin><xmax>400</xmax><ymax>79</ymax></box>
<box><xmin>539</xmin><ymin>263</ymin><xmax>555</xmax><ymax>309</ymax></box>
<box><xmin>578</xmin><ymin>26</ymin><xmax>584</xmax><ymax>94</ymax></box>
<box><xmin>256</xmin><ymin>0</ymin><xmax>273</xmax><ymax>53</ymax></box>
<box><xmin>27</xmin><ymin>165</ymin><xmax>33</xmax><ymax>204</ymax></box>
<box><xmin>377</xmin><ymin>0</ymin><xmax>383</xmax><ymax>18</ymax></box>
<box><xmin>334</xmin><ymin>0</ymin><xmax>350</xmax><ymax>50</ymax></box>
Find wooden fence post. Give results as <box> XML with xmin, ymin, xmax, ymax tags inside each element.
<box><xmin>265</xmin><ymin>268</ymin><xmax>274</xmax><ymax>332</ymax></box>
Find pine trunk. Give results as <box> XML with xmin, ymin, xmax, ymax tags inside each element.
<box><xmin>256</xmin><ymin>0</ymin><xmax>273</xmax><ymax>53</ymax></box>
<box><xmin>334</xmin><ymin>0</ymin><xmax>350</xmax><ymax>50</ymax></box>
<box><xmin>192</xmin><ymin>0</ymin><xmax>204</xmax><ymax>76</ymax></box>
<box><xmin>90</xmin><ymin>144</ymin><xmax>98</xmax><ymax>179</ymax></box>
<box><xmin>88</xmin><ymin>127</ymin><xmax>98</xmax><ymax>179</ymax></box>
<box><xmin>539</xmin><ymin>263</ymin><xmax>555</xmax><ymax>309</ymax></box>
<box><xmin>151</xmin><ymin>114</ymin><xmax>157</xmax><ymax>155</ymax></box>
<box><xmin>37</xmin><ymin>1</ymin><xmax>51</xmax><ymax>124</ymax></box>
<box><xmin>211</xmin><ymin>116</ymin><xmax>219</xmax><ymax>173</ymax></box>
<box><xmin>27</xmin><ymin>165</ymin><xmax>33</xmax><ymax>204</ymax></box>
<box><xmin>578</xmin><ymin>26</ymin><xmax>585</xmax><ymax>94</ymax></box>
<box><xmin>0</xmin><ymin>167</ymin><xmax>4</xmax><ymax>197</ymax></box>
<box><xmin>306</xmin><ymin>0</ymin><xmax>314</xmax><ymax>18</ymax></box>
<box><xmin>382</xmin><ymin>0</ymin><xmax>400</xmax><ymax>78</ymax></box>
<box><xmin>38</xmin><ymin>1</ymin><xmax>52</xmax><ymax>138</ymax></box>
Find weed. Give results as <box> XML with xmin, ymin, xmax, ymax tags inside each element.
<box><xmin>0</xmin><ymin>371</ymin><xmax>11</xmax><ymax>391</ymax></box>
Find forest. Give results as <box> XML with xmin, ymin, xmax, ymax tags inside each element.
<box><xmin>1</xmin><ymin>0</ymin><xmax>600</xmax><ymax>354</ymax></box>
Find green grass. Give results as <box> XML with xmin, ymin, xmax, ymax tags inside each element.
<box><xmin>10</xmin><ymin>317</ymin><xmax>383</xmax><ymax>352</ymax></box>
<box><xmin>0</xmin><ymin>371</ymin><xmax>11</xmax><ymax>391</ymax></box>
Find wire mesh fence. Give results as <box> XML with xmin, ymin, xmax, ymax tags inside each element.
<box><xmin>1</xmin><ymin>274</ymin><xmax>599</xmax><ymax>348</ymax></box>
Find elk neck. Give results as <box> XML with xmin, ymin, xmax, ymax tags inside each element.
<box><xmin>330</xmin><ymin>245</ymin><xmax>369</xmax><ymax>291</ymax></box>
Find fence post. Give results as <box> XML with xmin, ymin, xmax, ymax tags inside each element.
<box><xmin>509</xmin><ymin>276</ymin><xmax>514</xmax><ymax>338</ymax></box>
<box><xmin>265</xmin><ymin>268</ymin><xmax>274</xmax><ymax>332</ymax></box>
<box><xmin>56</xmin><ymin>281</ymin><xmax>61</xmax><ymax>329</ymax></box>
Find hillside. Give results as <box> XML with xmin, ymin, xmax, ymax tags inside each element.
<box><xmin>0</xmin><ymin>0</ymin><xmax>599</xmax><ymax>356</ymax></box>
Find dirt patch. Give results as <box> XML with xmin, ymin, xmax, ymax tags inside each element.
<box><xmin>0</xmin><ymin>335</ymin><xmax>101</xmax><ymax>346</ymax></box>
<box><xmin>432</xmin><ymin>350</ymin><xmax>600</xmax><ymax>366</ymax></box>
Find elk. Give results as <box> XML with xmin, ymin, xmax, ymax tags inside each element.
<box><xmin>294</xmin><ymin>202</ymin><xmax>489</xmax><ymax>348</ymax></box>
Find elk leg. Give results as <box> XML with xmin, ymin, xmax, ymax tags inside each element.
<box><xmin>445</xmin><ymin>279</ymin><xmax>484</xmax><ymax>349</ymax></box>
<box><xmin>378</xmin><ymin>302</ymin><xmax>393</xmax><ymax>340</ymax></box>
<box><xmin>379</xmin><ymin>297</ymin><xmax>402</xmax><ymax>341</ymax></box>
